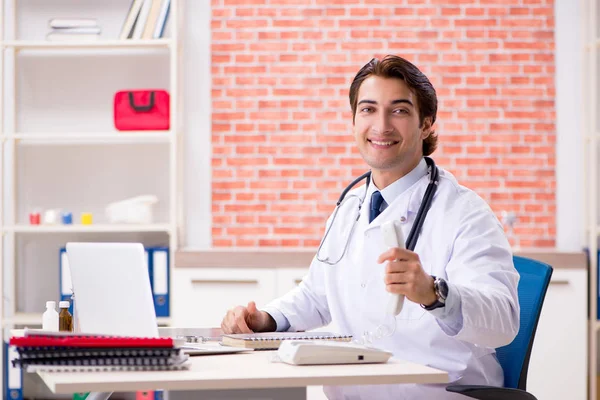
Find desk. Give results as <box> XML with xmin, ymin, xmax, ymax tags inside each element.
<box><xmin>35</xmin><ymin>351</ymin><xmax>448</xmax><ymax>400</ymax></box>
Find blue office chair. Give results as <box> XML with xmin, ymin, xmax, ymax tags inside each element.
<box><xmin>446</xmin><ymin>255</ymin><xmax>553</xmax><ymax>400</ymax></box>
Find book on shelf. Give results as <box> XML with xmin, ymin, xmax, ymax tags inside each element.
<box><xmin>120</xmin><ymin>0</ymin><xmax>145</xmax><ymax>39</ymax></box>
<box><xmin>153</xmin><ymin>0</ymin><xmax>171</xmax><ymax>39</ymax></box>
<box><xmin>49</xmin><ymin>18</ymin><xmax>99</xmax><ymax>29</ymax></box>
<box><xmin>120</xmin><ymin>0</ymin><xmax>170</xmax><ymax>40</ymax></box>
<box><xmin>221</xmin><ymin>332</ymin><xmax>353</xmax><ymax>350</ymax></box>
<box><xmin>46</xmin><ymin>18</ymin><xmax>101</xmax><ymax>42</ymax></box>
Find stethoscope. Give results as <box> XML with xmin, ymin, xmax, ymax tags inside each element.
<box><xmin>316</xmin><ymin>156</ymin><xmax>440</xmax><ymax>265</ymax></box>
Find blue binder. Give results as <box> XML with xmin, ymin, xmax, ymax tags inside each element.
<box><xmin>58</xmin><ymin>247</ymin><xmax>75</xmax><ymax>315</ymax></box>
<box><xmin>4</xmin><ymin>341</ymin><xmax>23</xmax><ymax>400</ymax></box>
<box><xmin>148</xmin><ymin>247</ymin><xmax>170</xmax><ymax>317</ymax></box>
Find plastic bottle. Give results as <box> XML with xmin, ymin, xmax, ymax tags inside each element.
<box><xmin>42</xmin><ymin>301</ymin><xmax>59</xmax><ymax>331</ymax></box>
<box><xmin>59</xmin><ymin>300</ymin><xmax>73</xmax><ymax>332</ymax></box>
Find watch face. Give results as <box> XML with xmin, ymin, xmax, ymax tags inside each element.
<box><xmin>438</xmin><ymin>279</ymin><xmax>448</xmax><ymax>300</ymax></box>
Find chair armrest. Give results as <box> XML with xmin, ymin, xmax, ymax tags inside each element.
<box><xmin>446</xmin><ymin>385</ymin><xmax>538</xmax><ymax>400</ymax></box>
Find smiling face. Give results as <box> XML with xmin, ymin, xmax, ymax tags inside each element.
<box><xmin>353</xmin><ymin>75</ymin><xmax>432</xmax><ymax>189</ymax></box>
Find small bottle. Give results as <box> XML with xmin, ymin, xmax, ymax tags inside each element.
<box><xmin>59</xmin><ymin>301</ymin><xmax>73</xmax><ymax>332</ymax></box>
<box><xmin>42</xmin><ymin>301</ymin><xmax>59</xmax><ymax>332</ymax></box>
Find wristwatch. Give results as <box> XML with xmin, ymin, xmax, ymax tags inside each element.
<box><xmin>421</xmin><ymin>275</ymin><xmax>448</xmax><ymax>311</ymax></box>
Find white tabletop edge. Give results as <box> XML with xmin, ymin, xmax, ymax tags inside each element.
<box><xmin>36</xmin><ymin>354</ymin><xmax>449</xmax><ymax>394</ymax></box>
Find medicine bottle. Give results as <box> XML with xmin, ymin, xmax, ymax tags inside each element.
<box><xmin>59</xmin><ymin>301</ymin><xmax>73</xmax><ymax>332</ymax></box>
<box><xmin>42</xmin><ymin>301</ymin><xmax>59</xmax><ymax>331</ymax></box>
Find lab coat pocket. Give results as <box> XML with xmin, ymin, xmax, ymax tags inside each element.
<box><xmin>394</xmin><ymin>297</ymin><xmax>426</xmax><ymax>322</ymax></box>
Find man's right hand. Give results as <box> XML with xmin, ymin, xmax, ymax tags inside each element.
<box><xmin>221</xmin><ymin>301</ymin><xmax>277</xmax><ymax>334</ymax></box>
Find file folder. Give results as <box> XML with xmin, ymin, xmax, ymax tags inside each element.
<box><xmin>149</xmin><ymin>247</ymin><xmax>170</xmax><ymax>317</ymax></box>
<box><xmin>5</xmin><ymin>341</ymin><xmax>23</xmax><ymax>400</ymax></box>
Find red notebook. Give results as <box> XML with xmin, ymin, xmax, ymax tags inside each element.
<box><xmin>11</xmin><ymin>329</ymin><xmax>178</xmax><ymax>348</ymax></box>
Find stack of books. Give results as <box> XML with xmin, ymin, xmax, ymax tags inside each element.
<box><xmin>10</xmin><ymin>330</ymin><xmax>189</xmax><ymax>372</ymax></box>
<box><xmin>46</xmin><ymin>18</ymin><xmax>101</xmax><ymax>42</ymax></box>
<box><xmin>120</xmin><ymin>0</ymin><xmax>171</xmax><ymax>40</ymax></box>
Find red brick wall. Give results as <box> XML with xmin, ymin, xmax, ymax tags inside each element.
<box><xmin>210</xmin><ymin>0</ymin><xmax>556</xmax><ymax>248</ymax></box>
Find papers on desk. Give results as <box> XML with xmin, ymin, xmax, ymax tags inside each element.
<box><xmin>180</xmin><ymin>343</ymin><xmax>253</xmax><ymax>356</ymax></box>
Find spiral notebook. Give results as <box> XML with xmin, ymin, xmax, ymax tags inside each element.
<box><xmin>10</xmin><ymin>331</ymin><xmax>189</xmax><ymax>372</ymax></box>
<box><xmin>221</xmin><ymin>332</ymin><xmax>353</xmax><ymax>350</ymax></box>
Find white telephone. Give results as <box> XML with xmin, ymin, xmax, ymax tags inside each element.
<box><xmin>381</xmin><ymin>220</ymin><xmax>406</xmax><ymax>316</ymax></box>
<box><xmin>277</xmin><ymin>340</ymin><xmax>393</xmax><ymax>365</ymax></box>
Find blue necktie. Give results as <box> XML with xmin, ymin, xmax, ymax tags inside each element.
<box><xmin>369</xmin><ymin>191</ymin><xmax>385</xmax><ymax>223</ymax></box>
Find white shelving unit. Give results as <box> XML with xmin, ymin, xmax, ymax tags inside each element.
<box><xmin>2</xmin><ymin>39</ymin><xmax>174</xmax><ymax>49</ymax></box>
<box><xmin>585</xmin><ymin>1</ymin><xmax>599</xmax><ymax>399</ymax></box>
<box><xmin>0</xmin><ymin>0</ymin><xmax>182</xmax><ymax>395</ymax></box>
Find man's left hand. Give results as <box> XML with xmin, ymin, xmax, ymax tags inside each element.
<box><xmin>377</xmin><ymin>248</ymin><xmax>437</xmax><ymax>306</ymax></box>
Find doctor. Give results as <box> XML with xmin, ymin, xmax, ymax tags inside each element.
<box><xmin>221</xmin><ymin>55</ymin><xmax>520</xmax><ymax>400</ymax></box>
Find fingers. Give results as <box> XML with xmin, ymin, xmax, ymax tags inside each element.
<box><xmin>234</xmin><ymin>307</ymin><xmax>253</xmax><ymax>334</ymax></box>
<box><xmin>247</xmin><ymin>301</ymin><xmax>257</xmax><ymax>315</ymax></box>
<box><xmin>377</xmin><ymin>248</ymin><xmax>418</xmax><ymax>264</ymax></box>
<box><xmin>221</xmin><ymin>310</ymin><xmax>236</xmax><ymax>334</ymax></box>
<box><xmin>384</xmin><ymin>271</ymin><xmax>416</xmax><ymax>285</ymax></box>
<box><xmin>221</xmin><ymin>306</ymin><xmax>253</xmax><ymax>334</ymax></box>
<box><xmin>385</xmin><ymin>260</ymin><xmax>421</xmax><ymax>274</ymax></box>
<box><xmin>385</xmin><ymin>283</ymin><xmax>410</xmax><ymax>294</ymax></box>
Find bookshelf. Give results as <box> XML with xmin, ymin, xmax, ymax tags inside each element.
<box><xmin>1</xmin><ymin>312</ymin><xmax>171</xmax><ymax>327</ymax></box>
<box><xmin>2</xmin><ymin>39</ymin><xmax>174</xmax><ymax>49</ymax></box>
<box><xmin>2</xmin><ymin>131</ymin><xmax>174</xmax><ymax>144</ymax></box>
<box><xmin>0</xmin><ymin>0</ymin><xmax>182</xmax><ymax>397</ymax></box>
<box><xmin>1</xmin><ymin>224</ymin><xmax>173</xmax><ymax>234</ymax></box>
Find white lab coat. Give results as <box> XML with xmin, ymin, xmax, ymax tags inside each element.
<box><xmin>263</xmin><ymin>161</ymin><xmax>520</xmax><ymax>400</ymax></box>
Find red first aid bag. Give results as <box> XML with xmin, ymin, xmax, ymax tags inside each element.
<box><xmin>113</xmin><ymin>90</ymin><xmax>170</xmax><ymax>131</ymax></box>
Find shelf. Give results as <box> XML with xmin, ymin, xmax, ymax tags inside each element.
<box><xmin>1</xmin><ymin>132</ymin><xmax>173</xmax><ymax>145</ymax></box>
<box><xmin>2</xmin><ymin>224</ymin><xmax>173</xmax><ymax>233</ymax></box>
<box><xmin>2</xmin><ymin>313</ymin><xmax>171</xmax><ymax>327</ymax></box>
<box><xmin>1</xmin><ymin>39</ymin><xmax>173</xmax><ymax>50</ymax></box>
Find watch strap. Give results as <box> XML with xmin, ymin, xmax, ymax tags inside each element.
<box><xmin>422</xmin><ymin>275</ymin><xmax>445</xmax><ymax>311</ymax></box>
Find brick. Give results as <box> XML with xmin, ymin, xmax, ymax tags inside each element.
<box><xmin>211</xmin><ymin>0</ymin><xmax>557</xmax><ymax>249</ymax></box>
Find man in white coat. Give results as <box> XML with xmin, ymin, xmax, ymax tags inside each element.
<box><xmin>221</xmin><ymin>55</ymin><xmax>520</xmax><ymax>400</ymax></box>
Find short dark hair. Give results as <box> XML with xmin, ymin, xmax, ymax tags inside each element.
<box><xmin>349</xmin><ymin>55</ymin><xmax>438</xmax><ymax>156</ymax></box>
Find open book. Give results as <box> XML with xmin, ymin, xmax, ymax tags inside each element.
<box><xmin>221</xmin><ymin>332</ymin><xmax>353</xmax><ymax>350</ymax></box>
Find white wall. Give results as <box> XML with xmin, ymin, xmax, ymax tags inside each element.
<box><xmin>555</xmin><ymin>0</ymin><xmax>585</xmax><ymax>251</ymax></box>
<box><xmin>181</xmin><ymin>0</ymin><xmax>212</xmax><ymax>249</ymax></box>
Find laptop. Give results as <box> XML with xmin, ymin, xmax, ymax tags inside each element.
<box><xmin>66</xmin><ymin>242</ymin><xmax>159</xmax><ymax>338</ymax></box>
<box><xmin>65</xmin><ymin>242</ymin><xmax>252</xmax><ymax>355</ymax></box>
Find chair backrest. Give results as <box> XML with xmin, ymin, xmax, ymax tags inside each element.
<box><xmin>495</xmin><ymin>255</ymin><xmax>553</xmax><ymax>390</ymax></box>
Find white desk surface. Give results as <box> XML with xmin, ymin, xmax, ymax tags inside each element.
<box><xmin>37</xmin><ymin>351</ymin><xmax>449</xmax><ymax>394</ymax></box>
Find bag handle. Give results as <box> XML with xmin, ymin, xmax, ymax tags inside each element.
<box><xmin>128</xmin><ymin>91</ymin><xmax>155</xmax><ymax>112</ymax></box>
